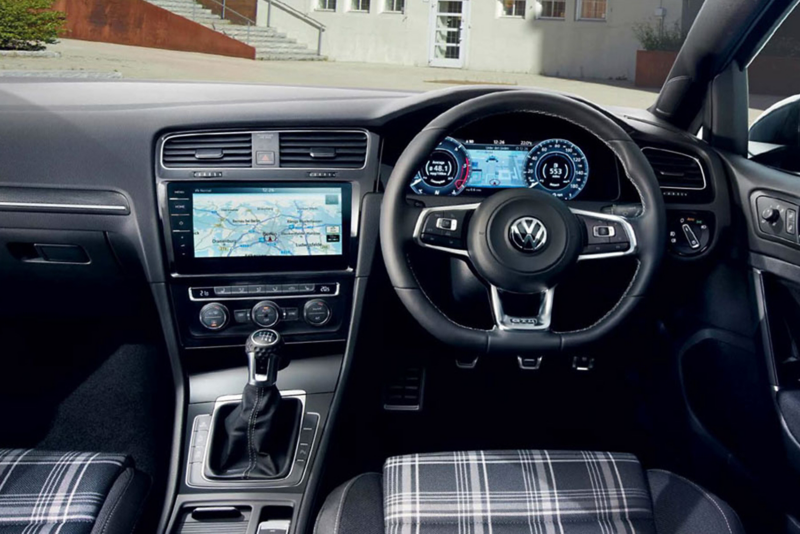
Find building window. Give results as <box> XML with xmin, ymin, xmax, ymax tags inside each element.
<box><xmin>538</xmin><ymin>0</ymin><xmax>565</xmax><ymax>19</ymax></box>
<box><xmin>351</xmin><ymin>0</ymin><xmax>370</xmax><ymax>11</ymax></box>
<box><xmin>317</xmin><ymin>0</ymin><xmax>336</xmax><ymax>10</ymax></box>
<box><xmin>501</xmin><ymin>0</ymin><xmax>526</xmax><ymax>18</ymax></box>
<box><xmin>576</xmin><ymin>0</ymin><xmax>606</xmax><ymax>20</ymax></box>
<box><xmin>384</xmin><ymin>0</ymin><xmax>404</xmax><ymax>12</ymax></box>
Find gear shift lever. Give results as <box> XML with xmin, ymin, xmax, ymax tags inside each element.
<box><xmin>208</xmin><ymin>328</ymin><xmax>301</xmax><ymax>480</ymax></box>
<box><xmin>246</xmin><ymin>329</ymin><xmax>283</xmax><ymax>386</ymax></box>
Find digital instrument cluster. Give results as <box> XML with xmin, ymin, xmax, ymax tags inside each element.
<box><xmin>410</xmin><ymin>137</ymin><xmax>590</xmax><ymax>201</ymax></box>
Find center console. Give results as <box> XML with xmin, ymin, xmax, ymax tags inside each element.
<box><xmin>156</xmin><ymin>129</ymin><xmax>379</xmax><ymax>534</ymax></box>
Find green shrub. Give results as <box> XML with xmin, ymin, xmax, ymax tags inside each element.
<box><xmin>633</xmin><ymin>18</ymin><xmax>685</xmax><ymax>52</ymax></box>
<box><xmin>0</xmin><ymin>0</ymin><xmax>66</xmax><ymax>51</ymax></box>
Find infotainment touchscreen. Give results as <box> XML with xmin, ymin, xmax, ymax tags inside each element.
<box><xmin>192</xmin><ymin>186</ymin><xmax>343</xmax><ymax>258</ymax></box>
<box><xmin>166</xmin><ymin>182</ymin><xmax>352</xmax><ymax>274</ymax></box>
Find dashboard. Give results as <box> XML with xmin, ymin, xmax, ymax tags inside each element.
<box><xmin>406</xmin><ymin>113</ymin><xmax>622</xmax><ymax>202</ymax></box>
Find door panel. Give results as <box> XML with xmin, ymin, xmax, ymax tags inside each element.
<box><xmin>721</xmin><ymin>148</ymin><xmax>800</xmax><ymax>523</ymax></box>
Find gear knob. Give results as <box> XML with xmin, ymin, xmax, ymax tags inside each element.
<box><xmin>245</xmin><ymin>329</ymin><xmax>283</xmax><ymax>386</ymax></box>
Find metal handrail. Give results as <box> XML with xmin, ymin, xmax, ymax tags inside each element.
<box><xmin>191</xmin><ymin>0</ymin><xmax>257</xmax><ymax>45</ymax></box>
<box><xmin>265</xmin><ymin>0</ymin><xmax>326</xmax><ymax>55</ymax></box>
<box><xmin>190</xmin><ymin>0</ymin><xmax>326</xmax><ymax>56</ymax></box>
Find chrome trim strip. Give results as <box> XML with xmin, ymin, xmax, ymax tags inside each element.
<box><xmin>188</xmin><ymin>285</ymin><xmax>340</xmax><ymax>302</ymax></box>
<box><xmin>160</xmin><ymin>129</ymin><xmax>370</xmax><ymax>171</ymax></box>
<box><xmin>412</xmin><ymin>203</ymin><xmax>479</xmax><ymax>257</ymax></box>
<box><xmin>642</xmin><ymin>146</ymin><xmax>708</xmax><ymax>191</ymax></box>
<box><xmin>490</xmin><ymin>285</ymin><xmax>555</xmax><ymax>331</ymax></box>
<box><xmin>0</xmin><ymin>201</ymin><xmax>128</xmax><ymax>211</ymax></box>
<box><xmin>571</xmin><ymin>208</ymin><xmax>638</xmax><ymax>261</ymax></box>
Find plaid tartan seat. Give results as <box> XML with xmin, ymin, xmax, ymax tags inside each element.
<box><xmin>0</xmin><ymin>449</ymin><xmax>148</xmax><ymax>534</ymax></box>
<box><xmin>315</xmin><ymin>449</ymin><xmax>745</xmax><ymax>534</ymax></box>
<box><xmin>384</xmin><ymin>451</ymin><xmax>654</xmax><ymax>534</ymax></box>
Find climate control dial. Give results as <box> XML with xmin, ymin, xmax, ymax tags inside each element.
<box><xmin>304</xmin><ymin>299</ymin><xmax>332</xmax><ymax>327</ymax></box>
<box><xmin>252</xmin><ymin>300</ymin><xmax>281</xmax><ymax>328</ymax></box>
<box><xmin>199</xmin><ymin>303</ymin><xmax>229</xmax><ymax>330</ymax></box>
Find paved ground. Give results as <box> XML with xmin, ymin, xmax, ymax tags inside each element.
<box><xmin>0</xmin><ymin>39</ymin><xmax>782</xmax><ymax>122</ymax></box>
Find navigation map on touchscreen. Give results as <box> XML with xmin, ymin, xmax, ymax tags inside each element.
<box><xmin>192</xmin><ymin>188</ymin><xmax>343</xmax><ymax>258</ymax></box>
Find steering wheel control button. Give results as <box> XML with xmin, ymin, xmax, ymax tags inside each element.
<box><xmin>435</xmin><ymin>218</ymin><xmax>458</xmax><ymax>231</ymax></box>
<box><xmin>592</xmin><ymin>225</ymin><xmax>615</xmax><ymax>239</ymax></box>
<box><xmin>304</xmin><ymin>299</ymin><xmax>332</xmax><ymax>327</ymax></box>
<box><xmin>420</xmin><ymin>210</ymin><xmax>469</xmax><ymax>251</ymax></box>
<box><xmin>509</xmin><ymin>217</ymin><xmax>548</xmax><ymax>253</ymax></box>
<box><xmin>199</xmin><ymin>303</ymin><xmax>229</xmax><ymax>331</ymax></box>
<box><xmin>252</xmin><ymin>301</ymin><xmax>281</xmax><ymax>328</ymax></box>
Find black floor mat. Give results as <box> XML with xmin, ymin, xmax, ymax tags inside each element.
<box><xmin>37</xmin><ymin>344</ymin><xmax>173</xmax><ymax>478</ymax></box>
<box><xmin>35</xmin><ymin>343</ymin><xmax>174</xmax><ymax>532</ymax></box>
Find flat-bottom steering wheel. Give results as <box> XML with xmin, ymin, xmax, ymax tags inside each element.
<box><xmin>380</xmin><ymin>90</ymin><xmax>666</xmax><ymax>353</ymax></box>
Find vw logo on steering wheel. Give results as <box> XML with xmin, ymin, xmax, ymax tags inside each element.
<box><xmin>509</xmin><ymin>217</ymin><xmax>548</xmax><ymax>253</ymax></box>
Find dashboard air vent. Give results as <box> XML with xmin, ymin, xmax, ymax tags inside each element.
<box><xmin>642</xmin><ymin>147</ymin><xmax>706</xmax><ymax>190</ymax></box>
<box><xmin>279</xmin><ymin>131</ymin><xmax>368</xmax><ymax>169</ymax></box>
<box><xmin>163</xmin><ymin>133</ymin><xmax>253</xmax><ymax>168</ymax></box>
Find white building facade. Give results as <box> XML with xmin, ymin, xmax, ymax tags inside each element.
<box><xmin>258</xmin><ymin>0</ymin><xmax>684</xmax><ymax>80</ymax></box>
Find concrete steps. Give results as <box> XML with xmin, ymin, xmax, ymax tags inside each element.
<box><xmin>145</xmin><ymin>0</ymin><xmax>325</xmax><ymax>60</ymax></box>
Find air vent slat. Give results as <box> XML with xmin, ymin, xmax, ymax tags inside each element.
<box><xmin>642</xmin><ymin>148</ymin><xmax>706</xmax><ymax>190</ymax></box>
<box><xmin>279</xmin><ymin>131</ymin><xmax>367</xmax><ymax>169</ymax></box>
<box><xmin>162</xmin><ymin>133</ymin><xmax>253</xmax><ymax>169</ymax></box>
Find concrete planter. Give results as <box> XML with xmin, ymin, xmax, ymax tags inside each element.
<box><xmin>634</xmin><ymin>49</ymin><xmax>678</xmax><ymax>89</ymax></box>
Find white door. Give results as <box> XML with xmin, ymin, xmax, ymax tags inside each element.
<box><xmin>428</xmin><ymin>0</ymin><xmax>470</xmax><ymax>68</ymax></box>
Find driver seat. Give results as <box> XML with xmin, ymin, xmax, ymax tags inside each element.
<box><xmin>314</xmin><ymin>450</ymin><xmax>744</xmax><ymax>534</ymax></box>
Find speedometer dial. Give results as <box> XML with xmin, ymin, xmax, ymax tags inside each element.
<box><xmin>410</xmin><ymin>137</ymin><xmax>471</xmax><ymax>196</ymax></box>
<box><xmin>524</xmin><ymin>139</ymin><xmax>589</xmax><ymax>201</ymax></box>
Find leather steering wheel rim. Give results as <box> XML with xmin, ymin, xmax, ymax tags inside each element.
<box><xmin>380</xmin><ymin>90</ymin><xmax>666</xmax><ymax>354</ymax></box>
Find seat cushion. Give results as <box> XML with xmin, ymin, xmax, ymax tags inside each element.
<box><xmin>384</xmin><ymin>450</ymin><xmax>654</xmax><ymax>534</ymax></box>
<box><xmin>315</xmin><ymin>450</ymin><xmax>745</xmax><ymax>534</ymax></box>
<box><xmin>648</xmin><ymin>469</ymin><xmax>744</xmax><ymax>534</ymax></box>
<box><xmin>0</xmin><ymin>449</ymin><xmax>149</xmax><ymax>534</ymax></box>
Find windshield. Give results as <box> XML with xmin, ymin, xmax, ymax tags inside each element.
<box><xmin>0</xmin><ymin>0</ymin><xmax>768</xmax><ymax>116</ymax></box>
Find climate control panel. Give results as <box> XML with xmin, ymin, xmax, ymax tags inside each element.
<box><xmin>171</xmin><ymin>278</ymin><xmax>350</xmax><ymax>349</ymax></box>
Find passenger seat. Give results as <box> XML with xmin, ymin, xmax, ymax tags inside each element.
<box><xmin>0</xmin><ymin>449</ymin><xmax>149</xmax><ymax>534</ymax></box>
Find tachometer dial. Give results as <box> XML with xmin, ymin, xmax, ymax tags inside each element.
<box><xmin>524</xmin><ymin>139</ymin><xmax>589</xmax><ymax>201</ymax></box>
<box><xmin>410</xmin><ymin>137</ymin><xmax>471</xmax><ymax>196</ymax></box>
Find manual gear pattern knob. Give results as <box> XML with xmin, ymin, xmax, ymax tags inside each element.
<box><xmin>246</xmin><ymin>329</ymin><xmax>283</xmax><ymax>386</ymax></box>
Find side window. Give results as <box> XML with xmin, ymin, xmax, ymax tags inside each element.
<box><xmin>500</xmin><ymin>0</ymin><xmax>526</xmax><ymax>18</ymax></box>
<box><xmin>748</xmin><ymin>6</ymin><xmax>800</xmax><ymax>172</ymax></box>
<box><xmin>384</xmin><ymin>0</ymin><xmax>404</xmax><ymax>13</ymax></box>
<box><xmin>350</xmin><ymin>0</ymin><xmax>370</xmax><ymax>11</ymax></box>
<box><xmin>538</xmin><ymin>0</ymin><xmax>566</xmax><ymax>19</ymax></box>
<box><xmin>316</xmin><ymin>0</ymin><xmax>336</xmax><ymax>10</ymax></box>
<box><xmin>576</xmin><ymin>0</ymin><xmax>607</xmax><ymax>21</ymax></box>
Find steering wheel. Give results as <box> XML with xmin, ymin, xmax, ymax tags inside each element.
<box><xmin>380</xmin><ymin>90</ymin><xmax>666</xmax><ymax>353</ymax></box>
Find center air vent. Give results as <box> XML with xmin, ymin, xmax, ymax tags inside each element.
<box><xmin>279</xmin><ymin>131</ymin><xmax>368</xmax><ymax>169</ymax></box>
<box><xmin>642</xmin><ymin>147</ymin><xmax>706</xmax><ymax>190</ymax></box>
<box><xmin>162</xmin><ymin>133</ymin><xmax>253</xmax><ymax>168</ymax></box>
